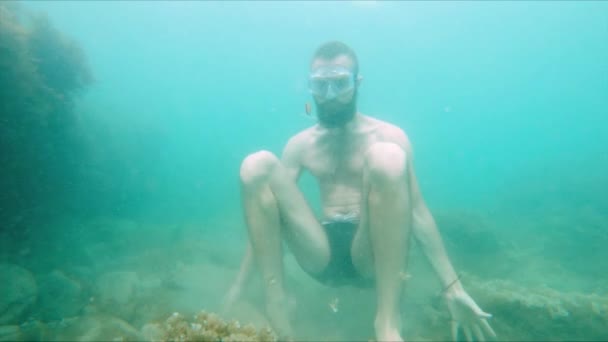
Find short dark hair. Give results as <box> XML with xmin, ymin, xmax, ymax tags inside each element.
<box><xmin>311</xmin><ymin>41</ymin><xmax>359</xmax><ymax>76</ymax></box>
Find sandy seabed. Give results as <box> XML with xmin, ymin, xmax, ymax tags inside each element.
<box><xmin>1</xmin><ymin>212</ymin><xmax>607</xmax><ymax>341</ymax></box>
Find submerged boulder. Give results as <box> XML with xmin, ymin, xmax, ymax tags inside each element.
<box><xmin>95</xmin><ymin>271</ymin><xmax>140</xmax><ymax>321</ymax></box>
<box><xmin>37</xmin><ymin>270</ymin><xmax>87</xmax><ymax>321</ymax></box>
<box><xmin>0</xmin><ymin>263</ymin><xmax>37</xmax><ymax>324</ymax></box>
<box><xmin>46</xmin><ymin>314</ymin><xmax>143</xmax><ymax>341</ymax></box>
<box><xmin>464</xmin><ymin>275</ymin><xmax>608</xmax><ymax>341</ymax></box>
<box><xmin>434</xmin><ymin>211</ymin><xmax>505</xmax><ymax>276</ymax></box>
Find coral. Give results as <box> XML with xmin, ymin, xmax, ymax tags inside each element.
<box><xmin>158</xmin><ymin>311</ymin><xmax>277</xmax><ymax>342</ymax></box>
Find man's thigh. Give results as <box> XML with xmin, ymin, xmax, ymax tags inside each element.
<box><xmin>350</xmin><ymin>141</ymin><xmax>412</xmax><ymax>278</ymax></box>
<box><xmin>268</xmin><ymin>166</ymin><xmax>329</xmax><ymax>274</ymax></box>
<box><xmin>350</xmin><ymin>219</ymin><xmax>375</xmax><ymax>278</ymax></box>
<box><xmin>281</xmin><ymin>216</ymin><xmax>330</xmax><ymax>275</ymax></box>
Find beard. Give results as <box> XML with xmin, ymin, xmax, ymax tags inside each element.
<box><xmin>315</xmin><ymin>91</ymin><xmax>357</xmax><ymax>128</ymax></box>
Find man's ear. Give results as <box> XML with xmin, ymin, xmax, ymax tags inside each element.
<box><xmin>356</xmin><ymin>75</ymin><xmax>363</xmax><ymax>87</ymax></box>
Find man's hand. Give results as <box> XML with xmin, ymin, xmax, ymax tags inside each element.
<box><xmin>221</xmin><ymin>245</ymin><xmax>253</xmax><ymax>315</ymax></box>
<box><xmin>220</xmin><ymin>281</ymin><xmax>243</xmax><ymax>315</ymax></box>
<box><xmin>445</xmin><ymin>288</ymin><xmax>496</xmax><ymax>342</ymax></box>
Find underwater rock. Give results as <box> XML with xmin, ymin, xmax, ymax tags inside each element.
<box><xmin>0</xmin><ymin>320</ymin><xmax>49</xmax><ymax>341</ymax></box>
<box><xmin>163</xmin><ymin>262</ymin><xmax>233</xmax><ymax>311</ymax></box>
<box><xmin>96</xmin><ymin>271</ymin><xmax>139</xmax><ymax>304</ymax></box>
<box><xmin>0</xmin><ymin>264</ymin><xmax>37</xmax><ymax>324</ymax></box>
<box><xmin>403</xmin><ymin>274</ymin><xmax>608</xmax><ymax>341</ymax></box>
<box><xmin>45</xmin><ymin>314</ymin><xmax>143</xmax><ymax>341</ymax></box>
<box><xmin>37</xmin><ymin>269</ymin><xmax>86</xmax><ymax>321</ymax></box>
<box><xmin>141</xmin><ymin>322</ymin><xmax>164</xmax><ymax>342</ymax></box>
<box><xmin>95</xmin><ymin>271</ymin><xmax>140</xmax><ymax>321</ymax></box>
<box><xmin>154</xmin><ymin>311</ymin><xmax>277</xmax><ymax>342</ymax></box>
<box><xmin>464</xmin><ymin>275</ymin><xmax>608</xmax><ymax>340</ymax></box>
<box><xmin>0</xmin><ymin>325</ymin><xmax>21</xmax><ymax>341</ymax></box>
<box><xmin>138</xmin><ymin>274</ymin><xmax>163</xmax><ymax>298</ymax></box>
<box><xmin>434</xmin><ymin>211</ymin><xmax>506</xmax><ymax>276</ymax></box>
<box><xmin>435</xmin><ymin>211</ymin><xmax>502</xmax><ymax>254</ymax></box>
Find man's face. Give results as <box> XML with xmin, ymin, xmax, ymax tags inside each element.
<box><xmin>309</xmin><ymin>55</ymin><xmax>358</xmax><ymax>128</ymax></box>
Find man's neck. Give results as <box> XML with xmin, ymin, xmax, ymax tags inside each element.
<box><xmin>320</xmin><ymin>112</ymin><xmax>362</xmax><ymax>136</ymax></box>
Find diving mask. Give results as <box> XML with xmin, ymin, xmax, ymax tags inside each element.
<box><xmin>308</xmin><ymin>66</ymin><xmax>356</xmax><ymax>100</ymax></box>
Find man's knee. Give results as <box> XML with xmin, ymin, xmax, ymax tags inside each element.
<box><xmin>365</xmin><ymin>142</ymin><xmax>408</xmax><ymax>182</ymax></box>
<box><xmin>240</xmin><ymin>150</ymin><xmax>280</xmax><ymax>185</ymax></box>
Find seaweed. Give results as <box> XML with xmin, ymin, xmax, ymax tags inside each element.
<box><xmin>157</xmin><ymin>311</ymin><xmax>277</xmax><ymax>342</ymax></box>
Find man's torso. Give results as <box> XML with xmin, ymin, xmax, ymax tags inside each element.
<box><xmin>288</xmin><ymin>113</ymin><xmax>407</xmax><ymax>218</ymax></box>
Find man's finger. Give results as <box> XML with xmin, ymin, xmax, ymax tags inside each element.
<box><xmin>451</xmin><ymin>320</ymin><xmax>459</xmax><ymax>342</ymax></box>
<box><xmin>473</xmin><ymin>324</ymin><xmax>485</xmax><ymax>342</ymax></box>
<box><xmin>463</xmin><ymin>325</ymin><xmax>473</xmax><ymax>342</ymax></box>
<box><xmin>477</xmin><ymin>311</ymin><xmax>492</xmax><ymax>319</ymax></box>
<box><xmin>480</xmin><ymin>319</ymin><xmax>497</xmax><ymax>338</ymax></box>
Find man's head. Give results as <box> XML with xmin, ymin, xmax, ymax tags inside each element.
<box><xmin>309</xmin><ymin>41</ymin><xmax>362</xmax><ymax>128</ymax></box>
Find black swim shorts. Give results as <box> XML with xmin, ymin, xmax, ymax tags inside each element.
<box><xmin>305</xmin><ymin>216</ymin><xmax>374</xmax><ymax>288</ymax></box>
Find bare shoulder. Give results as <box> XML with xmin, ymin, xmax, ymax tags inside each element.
<box><xmin>364</xmin><ymin>115</ymin><xmax>413</xmax><ymax>155</ymax></box>
<box><xmin>284</xmin><ymin>126</ymin><xmax>317</xmax><ymax>151</ymax></box>
<box><xmin>281</xmin><ymin>126</ymin><xmax>317</xmax><ymax>164</ymax></box>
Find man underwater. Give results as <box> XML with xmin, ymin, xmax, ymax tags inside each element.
<box><xmin>223</xmin><ymin>41</ymin><xmax>496</xmax><ymax>342</ymax></box>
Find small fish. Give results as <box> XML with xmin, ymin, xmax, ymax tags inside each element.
<box><xmin>399</xmin><ymin>271</ymin><xmax>412</xmax><ymax>281</ymax></box>
<box><xmin>329</xmin><ymin>297</ymin><xmax>339</xmax><ymax>313</ymax></box>
<box><xmin>305</xmin><ymin>102</ymin><xmax>311</xmax><ymax>116</ymax></box>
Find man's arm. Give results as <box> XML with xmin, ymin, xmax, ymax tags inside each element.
<box><xmin>409</xmin><ymin>162</ymin><xmax>497</xmax><ymax>341</ymax></box>
<box><xmin>221</xmin><ymin>242</ymin><xmax>254</xmax><ymax>313</ymax></box>
<box><xmin>409</xmin><ymin>173</ymin><xmax>463</xmax><ymax>294</ymax></box>
<box><xmin>387</xmin><ymin>126</ymin><xmax>462</xmax><ymax>292</ymax></box>
<box><xmin>280</xmin><ymin>134</ymin><xmax>305</xmax><ymax>182</ymax></box>
<box><xmin>389</xmin><ymin>125</ymin><xmax>495</xmax><ymax>340</ymax></box>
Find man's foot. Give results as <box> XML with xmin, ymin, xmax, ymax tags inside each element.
<box><xmin>375</xmin><ymin>328</ymin><xmax>403</xmax><ymax>342</ymax></box>
<box><xmin>375</xmin><ymin>315</ymin><xmax>403</xmax><ymax>342</ymax></box>
<box><xmin>266</xmin><ymin>294</ymin><xmax>296</xmax><ymax>339</ymax></box>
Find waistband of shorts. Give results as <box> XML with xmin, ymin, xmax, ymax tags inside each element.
<box><xmin>321</xmin><ymin>211</ymin><xmax>360</xmax><ymax>225</ymax></box>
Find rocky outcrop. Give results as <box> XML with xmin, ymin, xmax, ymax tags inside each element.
<box><xmin>0</xmin><ymin>264</ymin><xmax>37</xmax><ymax>324</ymax></box>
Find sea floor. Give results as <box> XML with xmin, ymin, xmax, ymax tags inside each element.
<box><xmin>0</xmin><ymin>210</ymin><xmax>607</xmax><ymax>341</ymax></box>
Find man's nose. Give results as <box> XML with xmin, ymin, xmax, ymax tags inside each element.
<box><xmin>325</xmin><ymin>84</ymin><xmax>338</xmax><ymax>99</ymax></box>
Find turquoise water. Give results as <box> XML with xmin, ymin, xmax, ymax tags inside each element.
<box><xmin>1</xmin><ymin>1</ymin><xmax>607</xmax><ymax>341</ymax></box>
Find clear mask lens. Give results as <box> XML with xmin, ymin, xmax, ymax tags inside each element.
<box><xmin>308</xmin><ymin>67</ymin><xmax>355</xmax><ymax>99</ymax></box>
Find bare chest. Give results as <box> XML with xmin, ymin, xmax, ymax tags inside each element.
<box><xmin>302</xmin><ymin>136</ymin><xmax>372</xmax><ymax>181</ymax></box>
